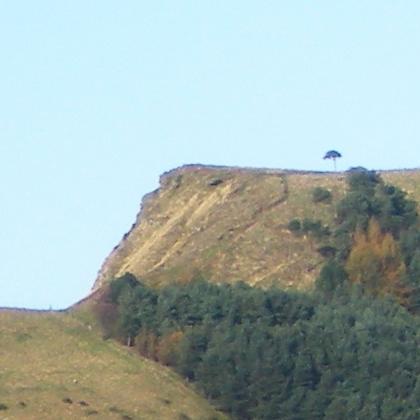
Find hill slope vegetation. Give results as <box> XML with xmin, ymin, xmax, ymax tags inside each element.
<box><xmin>93</xmin><ymin>167</ymin><xmax>420</xmax><ymax>419</ymax></box>
<box><xmin>4</xmin><ymin>165</ymin><xmax>420</xmax><ymax>419</ymax></box>
<box><xmin>98</xmin><ymin>275</ymin><xmax>420</xmax><ymax>420</ymax></box>
<box><xmin>94</xmin><ymin>165</ymin><xmax>420</xmax><ymax>292</ymax></box>
<box><xmin>0</xmin><ymin>310</ymin><xmax>225</xmax><ymax>420</ymax></box>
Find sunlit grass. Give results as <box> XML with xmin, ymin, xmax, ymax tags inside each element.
<box><xmin>0</xmin><ymin>310</ymin><xmax>226</xmax><ymax>419</ymax></box>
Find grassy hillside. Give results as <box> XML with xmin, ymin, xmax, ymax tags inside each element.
<box><xmin>3</xmin><ymin>166</ymin><xmax>419</xmax><ymax>419</ymax></box>
<box><xmin>0</xmin><ymin>309</ymin><xmax>226</xmax><ymax>420</ymax></box>
<box><xmin>94</xmin><ymin>165</ymin><xmax>420</xmax><ymax>291</ymax></box>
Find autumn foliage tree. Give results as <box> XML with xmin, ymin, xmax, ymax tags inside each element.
<box><xmin>156</xmin><ymin>330</ymin><xmax>184</xmax><ymax>366</ymax></box>
<box><xmin>345</xmin><ymin>218</ymin><xmax>409</xmax><ymax>303</ymax></box>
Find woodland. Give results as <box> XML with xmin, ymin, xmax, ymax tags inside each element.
<box><xmin>96</xmin><ymin>169</ymin><xmax>420</xmax><ymax>419</ymax></box>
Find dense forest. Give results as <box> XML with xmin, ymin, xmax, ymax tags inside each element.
<box><xmin>96</xmin><ymin>170</ymin><xmax>420</xmax><ymax>419</ymax></box>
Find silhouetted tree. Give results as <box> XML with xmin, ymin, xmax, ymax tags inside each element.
<box><xmin>323</xmin><ymin>150</ymin><xmax>342</xmax><ymax>170</ymax></box>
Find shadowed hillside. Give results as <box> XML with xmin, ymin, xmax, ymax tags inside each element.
<box><xmin>94</xmin><ymin>165</ymin><xmax>420</xmax><ymax>291</ymax></box>
<box><xmin>0</xmin><ymin>309</ymin><xmax>225</xmax><ymax>420</ymax></box>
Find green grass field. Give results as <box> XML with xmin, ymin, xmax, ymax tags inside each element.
<box><xmin>0</xmin><ymin>309</ymin><xmax>226</xmax><ymax>420</ymax></box>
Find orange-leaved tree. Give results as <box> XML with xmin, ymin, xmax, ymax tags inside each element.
<box><xmin>345</xmin><ymin>218</ymin><xmax>409</xmax><ymax>303</ymax></box>
<box><xmin>156</xmin><ymin>330</ymin><xmax>184</xmax><ymax>366</ymax></box>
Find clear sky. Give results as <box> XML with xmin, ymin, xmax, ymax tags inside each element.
<box><xmin>1</xmin><ymin>2</ymin><xmax>420</xmax><ymax>309</ymax></box>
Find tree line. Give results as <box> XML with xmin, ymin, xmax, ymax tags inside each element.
<box><xmin>96</xmin><ymin>275</ymin><xmax>420</xmax><ymax>419</ymax></box>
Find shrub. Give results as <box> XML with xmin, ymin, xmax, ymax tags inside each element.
<box><xmin>317</xmin><ymin>245</ymin><xmax>336</xmax><ymax>258</ymax></box>
<box><xmin>109</xmin><ymin>406</ymin><xmax>121</xmax><ymax>413</ymax></box>
<box><xmin>302</xmin><ymin>218</ymin><xmax>330</xmax><ymax>240</ymax></box>
<box><xmin>312</xmin><ymin>187</ymin><xmax>332</xmax><ymax>203</ymax></box>
<box><xmin>289</xmin><ymin>218</ymin><xmax>330</xmax><ymax>240</ymax></box>
<box><xmin>288</xmin><ymin>219</ymin><xmax>302</xmax><ymax>233</ymax></box>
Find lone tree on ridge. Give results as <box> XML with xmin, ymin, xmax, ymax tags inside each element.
<box><xmin>323</xmin><ymin>150</ymin><xmax>342</xmax><ymax>171</ymax></box>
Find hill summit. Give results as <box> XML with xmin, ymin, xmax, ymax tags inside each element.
<box><xmin>94</xmin><ymin>165</ymin><xmax>420</xmax><ymax>291</ymax></box>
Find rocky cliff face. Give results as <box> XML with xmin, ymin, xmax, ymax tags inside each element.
<box><xmin>93</xmin><ymin>165</ymin><xmax>420</xmax><ymax>291</ymax></box>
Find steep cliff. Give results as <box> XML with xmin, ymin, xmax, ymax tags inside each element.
<box><xmin>94</xmin><ymin>165</ymin><xmax>420</xmax><ymax>291</ymax></box>
<box><xmin>94</xmin><ymin>165</ymin><xmax>336</xmax><ymax>290</ymax></box>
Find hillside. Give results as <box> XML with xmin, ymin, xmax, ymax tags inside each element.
<box><xmin>3</xmin><ymin>165</ymin><xmax>420</xmax><ymax>420</ymax></box>
<box><xmin>94</xmin><ymin>165</ymin><xmax>420</xmax><ymax>291</ymax></box>
<box><xmin>0</xmin><ymin>309</ymin><xmax>225</xmax><ymax>420</ymax></box>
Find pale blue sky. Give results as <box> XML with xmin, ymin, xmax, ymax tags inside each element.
<box><xmin>1</xmin><ymin>2</ymin><xmax>420</xmax><ymax>308</ymax></box>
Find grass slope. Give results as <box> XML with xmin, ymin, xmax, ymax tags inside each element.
<box><xmin>0</xmin><ymin>310</ymin><xmax>225</xmax><ymax>420</ymax></box>
<box><xmin>94</xmin><ymin>167</ymin><xmax>338</xmax><ymax>290</ymax></box>
<box><xmin>94</xmin><ymin>165</ymin><xmax>420</xmax><ymax>291</ymax></box>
